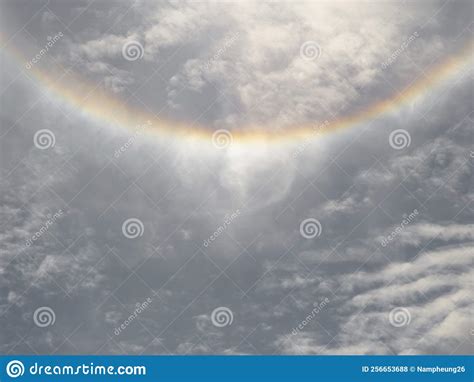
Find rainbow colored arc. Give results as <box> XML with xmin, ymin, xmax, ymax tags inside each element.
<box><xmin>4</xmin><ymin>37</ymin><xmax>473</xmax><ymax>143</ymax></box>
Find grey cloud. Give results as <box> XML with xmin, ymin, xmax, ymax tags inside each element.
<box><xmin>0</xmin><ymin>0</ymin><xmax>472</xmax><ymax>356</ymax></box>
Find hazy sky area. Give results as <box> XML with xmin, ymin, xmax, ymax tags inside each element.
<box><xmin>0</xmin><ymin>0</ymin><xmax>473</xmax><ymax>355</ymax></box>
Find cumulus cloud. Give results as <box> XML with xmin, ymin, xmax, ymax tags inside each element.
<box><xmin>275</xmin><ymin>244</ymin><xmax>473</xmax><ymax>354</ymax></box>
<box><xmin>0</xmin><ymin>0</ymin><xmax>472</xmax><ymax>356</ymax></box>
<box><xmin>54</xmin><ymin>1</ymin><xmax>471</xmax><ymax>128</ymax></box>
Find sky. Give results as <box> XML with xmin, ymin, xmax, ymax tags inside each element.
<box><xmin>0</xmin><ymin>0</ymin><xmax>473</xmax><ymax>355</ymax></box>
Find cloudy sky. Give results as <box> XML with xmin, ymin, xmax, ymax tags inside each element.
<box><xmin>0</xmin><ymin>0</ymin><xmax>473</xmax><ymax>355</ymax></box>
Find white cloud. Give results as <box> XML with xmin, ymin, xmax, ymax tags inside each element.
<box><xmin>399</xmin><ymin>223</ymin><xmax>474</xmax><ymax>245</ymax></box>
<box><xmin>58</xmin><ymin>1</ymin><xmax>457</xmax><ymax>128</ymax></box>
<box><xmin>0</xmin><ymin>0</ymin><xmax>472</xmax><ymax>355</ymax></box>
<box><xmin>276</xmin><ymin>244</ymin><xmax>473</xmax><ymax>354</ymax></box>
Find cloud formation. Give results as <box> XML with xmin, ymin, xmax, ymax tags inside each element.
<box><xmin>0</xmin><ymin>0</ymin><xmax>472</xmax><ymax>355</ymax></box>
